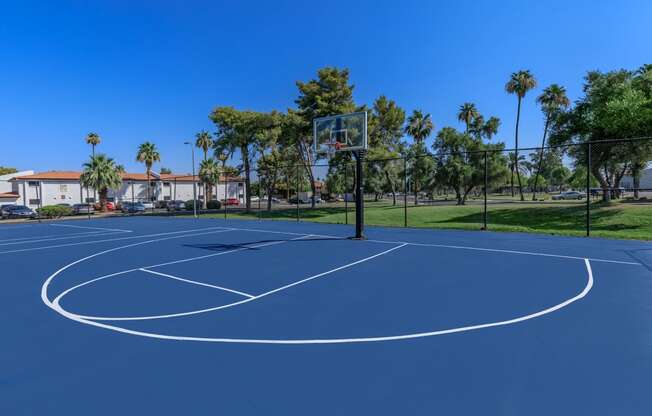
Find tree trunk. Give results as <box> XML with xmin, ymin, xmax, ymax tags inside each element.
<box><xmin>242</xmin><ymin>146</ymin><xmax>251</xmax><ymax>211</ymax></box>
<box><xmin>532</xmin><ymin>115</ymin><xmax>550</xmax><ymax>201</ymax></box>
<box><xmin>146</xmin><ymin>168</ymin><xmax>151</xmax><ymax>203</ymax></box>
<box><xmin>514</xmin><ymin>96</ymin><xmax>525</xmax><ymax>201</ymax></box>
<box><xmin>385</xmin><ymin>171</ymin><xmax>396</xmax><ymax>206</ymax></box>
<box><xmin>99</xmin><ymin>188</ymin><xmax>108</xmax><ymax>212</ymax></box>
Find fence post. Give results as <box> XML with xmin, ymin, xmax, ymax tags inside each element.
<box><xmin>403</xmin><ymin>157</ymin><xmax>408</xmax><ymax>227</ymax></box>
<box><xmin>223</xmin><ymin>177</ymin><xmax>227</xmax><ymax>220</ymax></box>
<box><xmin>586</xmin><ymin>142</ymin><xmax>591</xmax><ymax>237</ymax></box>
<box><xmin>296</xmin><ymin>164</ymin><xmax>300</xmax><ymax>222</ymax></box>
<box><xmin>344</xmin><ymin>163</ymin><xmax>348</xmax><ymax>225</ymax></box>
<box><xmin>483</xmin><ymin>151</ymin><xmax>488</xmax><ymax>230</ymax></box>
<box><xmin>258</xmin><ymin>169</ymin><xmax>262</xmax><ymax>220</ymax></box>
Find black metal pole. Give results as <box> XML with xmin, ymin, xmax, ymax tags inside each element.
<box><xmin>483</xmin><ymin>150</ymin><xmax>488</xmax><ymax>230</ymax></box>
<box><xmin>37</xmin><ymin>181</ymin><xmax>42</xmax><ymax>223</ymax></box>
<box><xmin>224</xmin><ymin>177</ymin><xmax>227</xmax><ymax>220</ymax></box>
<box><xmin>258</xmin><ymin>170</ymin><xmax>262</xmax><ymax>220</ymax></box>
<box><xmin>354</xmin><ymin>150</ymin><xmax>365</xmax><ymax>239</ymax></box>
<box><xmin>344</xmin><ymin>163</ymin><xmax>348</xmax><ymax>225</ymax></box>
<box><xmin>191</xmin><ymin>148</ymin><xmax>197</xmax><ymax>218</ymax></box>
<box><xmin>586</xmin><ymin>142</ymin><xmax>591</xmax><ymax>237</ymax></box>
<box><xmin>403</xmin><ymin>157</ymin><xmax>408</xmax><ymax>227</ymax></box>
<box><xmin>296</xmin><ymin>164</ymin><xmax>300</xmax><ymax>222</ymax></box>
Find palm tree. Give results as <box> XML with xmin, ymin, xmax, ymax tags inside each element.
<box><xmin>482</xmin><ymin>117</ymin><xmax>501</xmax><ymax>141</ymax></box>
<box><xmin>80</xmin><ymin>154</ymin><xmax>122</xmax><ymax>212</ymax></box>
<box><xmin>199</xmin><ymin>159</ymin><xmax>220</xmax><ymax>205</ymax></box>
<box><xmin>85</xmin><ymin>132</ymin><xmax>101</xmax><ymax>157</ymax></box>
<box><xmin>508</xmin><ymin>152</ymin><xmax>527</xmax><ymax>196</ymax></box>
<box><xmin>136</xmin><ymin>142</ymin><xmax>161</xmax><ymax>204</ymax></box>
<box><xmin>532</xmin><ymin>84</ymin><xmax>570</xmax><ymax>200</ymax></box>
<box><xmin>195</xmin><ymin>131</ymin><xmax>214</xmax><ymax>208</ymax></box>
<box><xmin>506</xmin><ymin>70</ymin><xmax>537</xmax><ymax>200</ymax></box>
<box><xmin>404</xmin><ymin>110</ymin><xmax>433</xmax><ymax>143</ymax></box>
<box><xmin>404</xmin><ymin>110</ymin><xmax>434</xmax><ymax>205</ymax></box>
<box><xmin>195</xmin><ymin>130</ymin><xmax>213</xmax><ymax>161</ymax></box>
<box><xmin>457</xmin><ymin>103</ymin><xmax>480</xmax><ymax>133</ymax></box>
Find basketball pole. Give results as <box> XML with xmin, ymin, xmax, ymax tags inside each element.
<box><xmin>354</xmin><ymin>149</ymin><xmax>365</xmax><ymax>239</ymax></box>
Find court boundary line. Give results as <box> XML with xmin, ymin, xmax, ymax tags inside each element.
<box><xmin>50</xmin><ymin>223</ymin><xmax>133</xmax><ymax>233</ymax></box>
<box><xmin>0</xmin><ymin>231</ymin><xmax>126</xmax><ymax>247</ymax></box>
<box><xmin>139</xmin><ymin>268</ymin><xmax>255</xmax><ymax>298</ymax></box>
<box><xmin>41</xmin><ymin>228</ymin><xmax>595</xmax><ymax>343</ymax></box>
<box><xmin>0</xmin><ymin>230</ymin><xmax>114</xmax><ymax>243</ymax></box>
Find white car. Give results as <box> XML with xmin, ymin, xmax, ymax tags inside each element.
<box><xmin>141</xmin><ymin>201</ymin><xmax>155</xmax><ymax>209</ymax></box>
<box><xmin>552</xmin><ymin>191</ymin><xmax>584</xmax><ymax>200</ymax></box>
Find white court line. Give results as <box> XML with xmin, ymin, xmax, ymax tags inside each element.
<box><xmin>217</xmin><ymin>226</ymin><xmax>643</xmax><ymax>266</ymax></box>
<box><xmin>41</xmin><ymin>226</ymin><xmax>595</xmax><ymax>343</ymax></box>
<box><xmin>50</xmin><ymin>223</ymin><xmax>133</xmax><ymax>233</ymax></box>
<box><xmin>0</xmin><ymin>230</ymin><xmax>112</xmax><ymax>243</ymax></box>
<box><xmin>0</xmin><ymin>226</ymin><xmax>233</xmax><ymax>254</ymax></box>
<box><xmin>52</xmin><ymin>234</ymin><xmax>315</xmax><ymax>316</ymax></box>
<box><xmin>140</xmin><ymin>268</ymin><xmax>255</xmax><ymax>298</ymax></box>
<box><xmin>0</xmin><ymin>231</ymin><xmax>125</xmax><ymax>247</ymax></box>
<box><xmin>50</xmin><ymin>239</ymin><xmax>407</xmax><ymax>321</ymax></box>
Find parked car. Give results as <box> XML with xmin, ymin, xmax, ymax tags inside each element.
<box><xmin>166</xmin><ymin>200</ymin><xmax>186</xmax><ymax>211</ymax></box>
<box><xmin>94</xmin><ymin>201</ymin><xmax>115</xmax><ymax>211</ymax></box>
<box><xmin>224</xmin><ymin>198</ymin><xmax>239</xmax><ymax>206</ymax></box>
<box><xmin>0</xmin><ymin>205</ymin><xmax>37</xmax><ymax>219</ymax></box>
<box><xmin>122</xmin><ymin>202</ymin><xmax>146</xmax><ymax>213</ymax></box>
<box><xmin>552</xmin><ymin>191</ymin><xmax>584</xmax><ymax>200</ymax></box>
<box><xmin>261</xmin><ymin>196</ymin><xmax>280</xmax><ymax>204</ymax></box>
<box><xmin>141</xmin><ymin>201</ymin><xmax>155</xmax><ymax>209</ymax></box>
<box><xmin>72</xmin><ymin>203</ymin><xmax>95</xmax><ymax>215</ymax></box>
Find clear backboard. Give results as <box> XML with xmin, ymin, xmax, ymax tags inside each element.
<box><xmin>313</xmin><ymin>111</ymin><xmax>367</xmax><ymax>156</ymax></box>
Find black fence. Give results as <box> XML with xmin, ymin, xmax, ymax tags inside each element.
<box><xmin>243</xmin><ymin>137</ymin><xmax>652</xmax><ymax>240</ymax></box>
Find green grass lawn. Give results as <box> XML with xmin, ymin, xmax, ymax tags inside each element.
<box><xmin>201</xmin><ymin>200</ymin><xmax>652</xmax><ymax>240</ymax></box>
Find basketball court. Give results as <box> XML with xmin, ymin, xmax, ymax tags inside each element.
<box><xmin>2</xmin><ymin>215</ymin><xmax>652</xmax><ymax>414</ymax></box>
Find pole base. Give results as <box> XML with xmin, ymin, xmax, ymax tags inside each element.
<box><xmin>348</xmin><ymin>236</ymin><xmax>367</xmax><ymax>241</ymax></box>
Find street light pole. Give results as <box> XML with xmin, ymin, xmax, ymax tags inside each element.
<box><xmin>184</xmin><ymin>142</ymin><xmax>198</xmax><ymax>218</ymax></box>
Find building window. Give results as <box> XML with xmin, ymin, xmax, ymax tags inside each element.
<box><xmin>163</xmin><ymin>182</ymin><xmax>171</xmax><ymax>187</ymax></box>
<box><xmin>150</xmin><ymin>181</ymin><xmax>157</xmax><ymax>187</ymax></box>
<box><xmin>238</xmin><ymin>183</ymin><xmax>244</xmax><ymax>188</ymax></box>
<box><xmin>59</xmin><ymin>184</ymin><xmax>68</xmax><ymax>192</ymax></box>
<box><xmin>85</xmin><ymin>197</ymin><xmax>95</xmax><ymax>203</ymax></box>
<box><xmin>29</xmin><ymin>199</ymin><xmax>40</xmax><ymax>205</ymax></box>
<box><xmin>28</xmin><ymin>181</ymin><xmax>39</xmax><ymax>187</ymax></box>
<box><xmin>107</xmin><ymin>197</ymin><xmax>115</xmax><ymax>202</ymax></box>
<box><xmin>164</xmin><ymin>196</ymin><xmax>171</xmax><ymax>201</ymax></box>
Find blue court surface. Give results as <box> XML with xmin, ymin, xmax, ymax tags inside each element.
<box><xmin>2</xmin><ymin>217</ymin><xmax>652</xmax><ymax>414</ymax></box>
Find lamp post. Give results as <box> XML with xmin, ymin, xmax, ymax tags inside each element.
<box><xmin>184</xmin><ymin>141</ymin><xmax>198</xmax><ymax>218</ymax></box>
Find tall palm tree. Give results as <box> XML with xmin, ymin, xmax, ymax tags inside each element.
<box><xmin>506</xmin><ymin>70</ymin><xmax>537</xmax><ymax>200</ymax></box>
<box><xmin>532</xmin><ymin>84</ymin><xmax>570</xmax><ymax>200</ymax></box>
<box><xmin>80</xmin><ymin>154</ymin><xmax>122</xmax><ymax>212</ymax></box>
<box><xmin>482</xmin><ymin>117</ymin><xmax>501</xmax><ymax>141</ymax></box>
<box><xmin>195</xmin><ymin>130</ymin><xmax>213</xmax><ymax>161</ymax></box>
<box><xmin>85</xmin><ymin>132</ymin><xmax>101</xmax><ymax>157</ymax></box>
<box><xmin>404</xmin><ymin>110</ymin><xmax>433</xmax><ymax>143</ymax></box>
<box><xmin>199</xmin><ymin>159</ymin><xmax>220</xmax><ymax>205</ymax></box>
<box><xmin>136</xmin><ymin>142</ymin><xmax>161</xmax><ymax>203</ymax></box>
<box><xmin>404</xmin><ymin>110</ymin><xmax>434</xmax><ymax>205</ymax></box>
<box><xmin>457</xmin><ymin>103</ymin><xmax>480</xmax><ymax>133</ymax></box>
<box><xmin>195</xmin><ymin>130</ymin><xmax>214</xmax><ymax>207</ymax></box>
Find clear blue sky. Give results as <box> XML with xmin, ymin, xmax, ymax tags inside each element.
<box><xmin>1</xmin><ymin>0</ymin><xmax>650</xmax><ymax>174</ymax></box>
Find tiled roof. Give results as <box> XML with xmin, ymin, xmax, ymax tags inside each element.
<box><xmin>11</xmin><ymin>171</ymin><xmax>244</xmax><ymax>182</ymax></box>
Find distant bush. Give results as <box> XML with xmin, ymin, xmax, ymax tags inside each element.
<box><xmin>39</xmin><ymin>205</ymin><xmax>72</xmax><ymax>219</ymax></box>
<box><xmin>185</xmin><ymin>200</ymin><xmax>200</xmax><ymax>210</ymax></box>
<box><xmin>207</xmin><ymin>200</ymin><xmax>221</xmax><ymax>210</ymax></box>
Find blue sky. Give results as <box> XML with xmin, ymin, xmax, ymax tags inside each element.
<box><xmin>1</xmin><ymin>0</ymin><xmax>650</xmax><ymax>174</ymax></box>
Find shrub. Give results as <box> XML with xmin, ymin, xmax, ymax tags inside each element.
<box><xmin>39</xmin><ymin>205</ymin><xmax>72</xmax><ymax>219</ymax></box>
<box><xmin>207</xmin><ymin>200</ymin><xmax>221</xmax><ymax>210</ymax></box>
<box><xmin>185</xmin><ymin>200</ymin><xmax>200</xmax><ymax>210</ymax></box>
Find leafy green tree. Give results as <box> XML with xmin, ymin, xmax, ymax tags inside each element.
<box><xmin>85</xmin><ymin>132</ymin><xmax>101</xmax><ymax>157</ymax></box>
<box><xmin>532</xmin><ymin>84</ymin><xmax>570</xmax><ymax>199</ymax></box>
<box><xmin>550</xmin><ymin>68</ymin><xmax>652</xmax><ymax>201</ymax></box>
<box><xmin>136</xmin><ymin>141</ymin><xmax>161</xmax><ymax>203</ymax></box>
<box><xmin>210</xmin><ymin>108</ymin><xmax>278</xmax><ymax>210</ymax></box>
<box><xmin>506</xmin><ymin>70</ymin><xmax>537</xmax><ymax>200</ymax></box>
<box><xmin>80</xmin><ymin>154</ymin><xmax>122</xmax><ymax>211</ymax></box>
<box><xmin>0</xmin><ymin>166</ymin><xmax>18</xmax><ymax>175</ymax></box>
<box><xmin>482</xmin><ymin>117</ymin><xmax>501</xmax><ymax>141</ymax></box>
<box><xmin>457</xmin><ymin>103</ymin><xmax>480</xmax><ymax>132</ymax></box>
<box><xmin>432</xmin><ymin>128</ymin><xmax>508</xmax><ymax>205</ymax></box>
<box><xmin>294</xmin><ymin>67</ymin><xmax>356</xmax><ymax>207</ymax></box>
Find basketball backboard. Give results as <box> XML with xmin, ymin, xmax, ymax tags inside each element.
<box><xmin>313</xmin><ymin>111</ymin><xmax>367</xmax><ymax>156</ymax></box>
